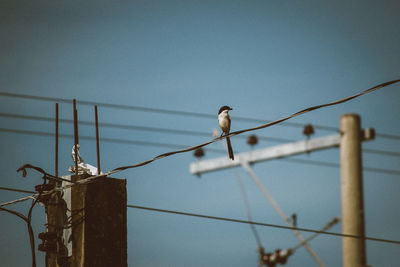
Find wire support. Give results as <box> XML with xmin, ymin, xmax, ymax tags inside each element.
<box><xmin>127</xmin><ymin>204</ymin><xmax>400</xmax><ymax>245</ymax></box>
<box><xmin>0</xmin><ymin>195</ymin><xmax>37</xmax><ymax>208</ymax></box>
<box><xmin>0</xmin><ymin>186</ymin><xmax>36</xmax><ymax>194</ymax></box>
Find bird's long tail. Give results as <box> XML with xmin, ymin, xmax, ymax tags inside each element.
<box><xmin>226</xmin><ymin>137</ymin><xmax>234</xmax><ymax>160</ymax></box>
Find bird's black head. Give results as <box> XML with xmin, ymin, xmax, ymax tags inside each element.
<box><xmin>218</xmin><ymin>105</ymin><xmax>233</xmax><ymax>115</ymax></box>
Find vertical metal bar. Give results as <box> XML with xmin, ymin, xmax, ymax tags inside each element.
<box><xmin>73</xmin><ymin>99</ymin><xmax>78</xmax><ymax>176</ymax></box>
<box><xmin>95</xmin><ymin>105</ymin><xmax>101</xmax><ymax>175</ymax></box>
<box><xmin>55</xmin><ymin>103</ymin><xmax>59</xmax><ymax>177</ymax></box>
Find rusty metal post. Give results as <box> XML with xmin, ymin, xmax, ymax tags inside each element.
<box><xmin>94</xmin><ymin>105</ymin><xmax>101</xmax><ymax>175</ymax></box>
<box><xmin>55</xmin><ymin>103</ymin><xmax>59</xmax><ymax>177</ymax></box>
<box><xmin>73</xmin><ymin>99</ymin><xmax>78</xmax><ymax>176</ymax></box>
<box><xmin>340</xmin><ymin>114</ymin><xmax>367</xmax><ymax>267</ymax></box>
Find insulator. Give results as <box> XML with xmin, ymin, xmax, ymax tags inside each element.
<box><xmin>38</xmin><ymin>232</ymin><xmax>57</xmax><ymax>240</ymax></box>
<box><xmin>35</xmin><ymin>183</ymin><xmax>55</xmax><ymax>193</ymax></box>
<box><xmin>193</xmin><ymin>148</ymin><xmax>205</xmax><ymax>158</ymax></box>
<box><xmin>36</xmin><ymin>193</ymin><xmax>52</xmax><ymax>204</ymax></box>
<box><xmin>38</xmin><ymin>241</ymin><xmax>57</xmax><ymax>252</ymax></box>
<box><xmin>303</xmin><ymin>124</ymin><xmax>315</xmax><ymax>137</ymax></box>
<box><xmin>247</xmin><ymin>135</ymin><xmax>258</xmax><ymax>146</ymax></box>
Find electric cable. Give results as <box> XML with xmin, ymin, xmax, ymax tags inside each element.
<box><xmin>1</xmin><ymin>127</ymin><xmax>399</xmax><ymax>176</ymax></box>
<box><xmin>291</xmin><ymin>217</ymin><xmax>340</xmax><ymax>252</ymax></box>
<box><xmin>0</xmin><ymin>127</ymin><xmax>224</xmax><ymax>153</ymax></box>
<box><xmin>0</xmin><ymin>186</ymin><xmax>36</xmax><ymax>194</ymax></box>
<box><xmin>0</xmin><ymin>195</ymin><xmax>37</xmax><ymax>208</ymax></box>
<box><xmin>13</xmin><ymin>79</ymin><xmax>400</xmax><ymax>204</ymax></box>
<box><xmin>234</xmin><ymin>169</ymin><xmax>263</xmax><ymax>247</ymax></box>
<box><xmin>283</xmin><ymin>158</ymin><xmax>400</xmax><ymax>176</ymax></box>
<box><xmin>1</xmin><ymin>79</ymin><xmax>399</xmax><ymax>140</ymax></box>
<box><xmin>0</xmin><ymin>198</ymin><xmax>38</xmax><ymax>267</ymax></box>
<box><xmin>1</xmin><ymin>112</ymin><xmax>399</xmax><ymax>157</ymax></box>
<box><xmin>0</xmin><ymin>112</ymin><xmax>295</xmax><ymax>144</ymax></box>
<box><xmin>127</xmin><ymin>204</ymin><xmax>400</xmax><ymax>245</ymax></box>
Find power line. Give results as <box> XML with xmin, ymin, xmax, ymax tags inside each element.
<box><xmin>363</xmin><ymin>148</ymin><xmax>400</xmax><ymax>158</ymax></box>
<box><xmin>127</xmin><ymin>204</ymin><xmax>400</xmax><ymax>245</ymax></box>
<box><xmin>0</xmin><ymin>195</ymin><xmax>36</xmax><ymax>208</ymax></box>
<box><xmin>13</xmin><ymin>79</ymin><xmax>400</xmax><ymax>197</ymax></box>
<box><xmin>376</xmin><ymin>132</ymin><xmax>400</xmax><ymax>141</ymax></box>
<box><xmin>0</xmin><ymin>204</ymin><xmax>37</xmax><ymax>267</ymax></box>
<box><xmin>1</xmin><ymin>85</ymin><xmax>400</xmax><ymax>140</ymax></box>
<box><xmin>0</xmin><ymin>127</ymin><xmax>223</xmax><ymax>153</ymax></box>
<box><xmin>283</xmin><ymin>158</ymin><xmax>400</xmax><ymax>176</ymax></box>
<box><xmin>234</xmin><ymin>170</ymin><xmax>263</xmax><ymax>247</ymax></box>
<box><xmin>291</xmin><ymin>217</ymin><xmax>340</xmax><ymax>252</ymax></box>
<box><xmin>2</xmin><ymin>112</ymin><xmax>400</xmax><ymax>158</ymax></box>
<box><xmin>0</xmin><ymin>186</ymin><xmax>36</xmax><ymax>194</ymax></box>
<box><xmin>2</xmin><ymin>127</ymin><xmax>400</xmax><ymax>176</ymax></box>
<box><xmin>0</xmin><ymin>112</ymin><xmax>294</xmax><ymax>144</ymax></box>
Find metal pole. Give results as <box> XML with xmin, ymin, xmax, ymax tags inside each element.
<box><xmin>340</xmin><ymin>114</ymin><xmax>366</xmax><ymax>267</ymax></box>
<box><xmin>73</xmin><ymin>99</ymin><xmax>78</xmax><ymax>176</ymax></box>
<box><xmin>55</xmin><ymin>103</ymin><xmax>59</xmax><ymax>177</ymax></box>
<box><xmin>95</xmin><ymin>105</ymin><xmax>101</xmax><ymax>174</ymax></box>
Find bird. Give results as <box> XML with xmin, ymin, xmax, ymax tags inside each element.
<box><xmin>218</xmin><ymin>105</ymin><xmax>234</xmax><ymax>160</ymax></box>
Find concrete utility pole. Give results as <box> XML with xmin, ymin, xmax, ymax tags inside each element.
<box><xmin>44</xmin><ymin>174</ymin><xmax>127</xmax><ymax>267</ymax></box>
<box><xmin>340</xmin><ymin>114</ymin><xmax>367</xmax><ymax>267</ymax></box>
<box><xmin>69</xmin><ymin>175</ymin><xmax>127</xmax><ymax>267</ymax></box>
<box><xmin>189</xmin><ymin>113</ymin><xmax>375</xmax><ymax>266</ymax></box>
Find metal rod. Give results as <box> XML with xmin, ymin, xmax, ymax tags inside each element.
<box><xmin>73</xmin><ymin>99</ymin><xmax>78</xmax><ymax>176</ymax></box>
<box><xmin>55</xmin><ymin>103</ymin><xmax>59</xmax><ymax>177</ymax></box>
<box><xmin>292</xmin><ymin>217</ymin><xmax>340</xmax><ymax>251</ymax></box>
<box><xmin>95</xmin><ymin>105</ymin><xmax>101</xmax><ymax>175</ymax></box>
<box><xmin>240</xmin><ymin>161</ymin><xmax>325</xmax><ymax>267</ymax></box>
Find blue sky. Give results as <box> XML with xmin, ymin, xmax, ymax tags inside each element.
<box><xmin>1</xmin><ymin>1</ymin><xmax>399</xmax><ymax>266</ymax></box>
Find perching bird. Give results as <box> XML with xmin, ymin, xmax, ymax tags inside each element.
<box><xmin>218</xmin><ymin>105</ymin><xmax>234</xmax><ymax>160</ymax></box>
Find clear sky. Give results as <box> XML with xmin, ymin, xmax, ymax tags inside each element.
<box><xmin>1</xmin><ymin>1</ymin><xmax>399</xmax><ymax>266</ymax></box>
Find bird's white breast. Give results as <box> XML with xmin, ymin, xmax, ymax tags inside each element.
<box><xmin>218</xmin><ymin>111</ymin><xmax>230</xmax><ymax>133</ymax></box>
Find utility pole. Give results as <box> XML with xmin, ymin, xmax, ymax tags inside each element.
<box><xmin>340</xmin><ymin>114</ymin><xmax>367</xmax><ymax>267</ymax></box>
<box><xmin>69</xmin><ymin>175</ymin><xmax>127</xmax><ymax>267</ymax></box>
<box><xmin>41</xmin><ymin>101</ymin><xmax>127</xmax><ymax>267</ymax></box>
<box><xmin>189</xmin><ymin>113</ymin><xmax>375</xmax><ymax>266</ymax></box>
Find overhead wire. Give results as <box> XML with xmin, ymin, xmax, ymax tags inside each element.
<box><xmin>0</xmin><ymin>197</ymin><xmax>38</xmax><ymax>267</ymax></box>
<box><xmin>0</xmin><ymin>127</ymin><xmax>223</xmax><ymax>153</ymax></box>
<box><xmin>0</xmin><ymin>79</ymin><xmax>398</xmax><ymax>261</ymax></box>
<box><xmin>1</xmin><ymin>127</ymin><xmax>399</xmax><ymax>176</ymax></box>
<box><xmin>1</xmin><ymin>112</ymin><xmax>400</xmax><ymax>158</ymax></box>
<box><xmin>0</xmin><ymin>195</ymin><xmax>37</xmax><ymax>208</ymax></box>
<box><xmin>0</xmin><ymin>186</ymin><xmax>36</xmax><ymax>194</ymax></box>
<box><xmin>283</xmin><ymin>158</ymin><xmax>400</xmax><ymax>176</ymax></box>
<box><xmin>11</xmin><ymin>79</ymin><xmax>400</xmax><ymax>209</ymax></box>
<box><xmin>1</xmin><ymin>82</ymin><xmax>400</xmax><ymax>141</ymax></box>
<box><xmin>0</xmin><ymin>112</ymin><xmax>296</xmax><ymax>144</ymax></box>
<box><xmin>234</xmin><ymin>164</ymin><xmax>263</xmax><ymax>247</ymax></box>
<box><xmin>291</xmin><ymin>217</ymin><xmax>340</xmax><ymax>252</ymax></box>
<box><xmin>127</xmin><ymin>204</ymin><xmax>400</xmax><ymax>245</ymax></box>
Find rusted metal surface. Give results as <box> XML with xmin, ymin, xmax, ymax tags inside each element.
<box><xmin>94</xmin><ymin>105</ymin><xmax>101</xmax><ymax>175</ymax></box>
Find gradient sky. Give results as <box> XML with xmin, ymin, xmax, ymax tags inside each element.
<box><xmin>1</xmin><ymin>1</ymin><xmax>399</xmax><ymax>266</ymax></box>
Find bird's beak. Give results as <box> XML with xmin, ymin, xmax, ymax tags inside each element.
<box><xmin>229</xmin><ymin>107</ymin><xmax>233</xmax><ymax>110</ymax></box>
